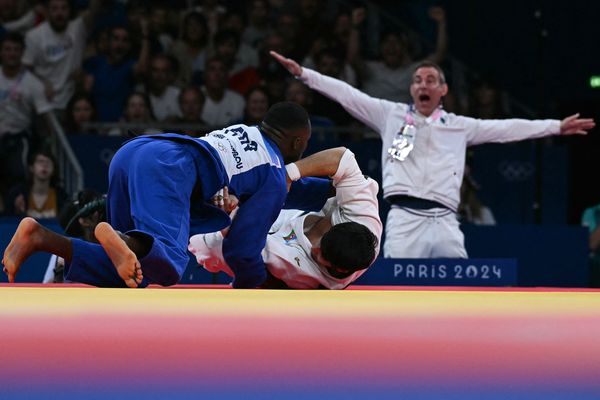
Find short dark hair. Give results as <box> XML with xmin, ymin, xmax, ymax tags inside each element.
<box><xmin>261</xmin><ymin>101</ymin><xmax>309</xmax><ymax>135</ymax></box>
<box><xmin>1</xmin><ymin>32</ymin><xmax>25</xmax><ymax>48</ymax></box>
<box><xmin>413</xmin><ymin>60</ymin><xmax>446</xmax><ymax>84</ymax></box>
<box><xmin>321</xmin><ymin>222</ymin><xmax>378</xmax><ymax>274</ymax></box>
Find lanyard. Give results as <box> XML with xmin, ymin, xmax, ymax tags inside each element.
<box><xmin>388</xmin><ymin>105</ymin><xmax>444</xmax><ymax>162</ymax></box>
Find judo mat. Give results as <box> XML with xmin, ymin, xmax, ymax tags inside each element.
<box><xmin>1</xmin><ymin>284</ymin><xmax>599</xmax><ymax>399</ymax></box>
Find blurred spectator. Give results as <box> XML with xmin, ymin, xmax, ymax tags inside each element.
<box><xmin>294</xmin><ymin>0</ymin><xmax>329</xmax><ymax>60</ymax></box>
<box><xmin>240</xmin><ymin>85</ymin><xmax>269</xmax><ymax>126</ymax></box>
<box><xmin>108</xmin><ymin>91</ymin><xmax>161</xmax><ymax>136</ymax></box>
<box><xmin>44</xmin><ymin>188</ymin><xmax>107</xmax><ymax>283</ymax></box>
<box><xmin>84</xmin><ymin>26</ymin><xmax>111</xmax><ymax>61</ymax></box>
<box><xmin>468</xmin><ymin>76</ymin><xmax>510</xmax><ymax>119</ymax></box>
<box><xmin>22</xmin><ymin>0</ymin><xmax>101</xmax><ymax>111</ymax></box>
<box><xmin>201</xmin><ymin>57</ymin><xmax>244</xmax><ymax>126</ymax></box>
<box><xmin>148</xmin><ymin>1</ymin><xmax>175</xmax><ymax>53</ymax></box>
<box><xmin>0</xmin><ymin>32</ymin><xmax>53</xmax><ymax>193</ymax></box>
<box><xmin>84</xmin><ymin>24</ymin><xmax>150</xmax><ymax>122</ymax></box>
<box><xmin>274</xmin><ymin>12</ymin><xmax>302</xmax><ymax>61</ymax></box>
<box><xmin>170</xmin><ymin>11</ymin><xmax>209</xmax><ymax>86</ymax></box>
<box><xmin>458</xmin><ymin>164</ymin><xmax>496</xmax><ymax>225</ymax></box>
<box><xmin>285</xmin><ymin>79</ymin><xmax>333</xmax><ymax>138</ymax></box>
<box><xmin>311</xmin><ymin>48</ymin><xmax>355</xmax><ymax>127</ymax></box>
<box><xmin>0</xmin><ymin>0</ymin><xmax>39</xmax><ymax>34</ymax></box>
<box><xmin>581</xmin><ymin>203</ymin><xmax>600</xmax><ymax>287</ymax></box>
<box><xmin>6</xmin><ymin>149</ymin><xmax>68</xmax><ymax>218</ymax></box>
<box><xmin>303</xmin><ymin>35</ymin><xmax>357</xmax><ymax>86</ymax></box>
<box><xmin>262</xmin><ymin>68</ymin><xmax>287</xmax><ymax>104</ymax></box>
<box><xmin>144</xmin><ymin>53</ymin><xmax>182</xmax><ymax>121</ymax></box>
<box><xmin>242</xmin><ymin>0</ymin><xmax>270</xmax><ymax>49</ymax></box>
<box><xmin>222</xmin><ymin>10</ymin><xmax>245</xmax><ymax>36</ymax></box>
<box><xmin>350</xmin><ymin>6</ymin><xmax>448</xmax><ymax>102</ymax></box>
<box><xmin>64</xmin><ymin>92</ymin><xmax>96</xmax><ymax>134</ymax></box>
<box><xmin>193</xmin><ymin>0</ymin><xmax>226</xmax><ymax>39</ymax></box>
<box><xmin>213</xmin><ymin>29</ymin><xmax>259</xmax><ymax>94</ymax></box>
<box><xmin>257</xmin><ymin>31</ymin><xmax>292</xmax><ymax>79</ymax></box>
<box><xmin>172</xmin><ymin>85</ymin><xmax>207</xmax><ymax>137</ymax></box>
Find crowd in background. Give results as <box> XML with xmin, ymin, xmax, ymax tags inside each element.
<box><xmin>0</xmin><ymin>0</ymin><xmax>515</xmax><ymax>222</ymax></box>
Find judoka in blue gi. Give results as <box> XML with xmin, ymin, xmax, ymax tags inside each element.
<box><xmin>2</xmin><ymin>102</ymin><xmax>314</xmax><ymax>288</ymax></box>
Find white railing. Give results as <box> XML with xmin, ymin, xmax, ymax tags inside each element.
<box><xmin>48</xmin><ymin>112</ymin><xmax>84</xmax><ymax>196</ymax></box>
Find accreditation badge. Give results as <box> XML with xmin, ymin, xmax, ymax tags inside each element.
<box><xmin>387</xmin><ymin>124</ymin><xmax>416</xmax><ymax>161</ymax></box>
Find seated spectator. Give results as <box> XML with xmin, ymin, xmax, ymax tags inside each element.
<box><xmin>148</xmin><ymin>2</ymin><xmax>175</xmax><ymax>53</ymax></box>
<box><xmin>6</xmin><ymin>149</ymin><xmax>68</xmax><ymax>219</ymax></box>
<box><xmin>242</xmin><ymin>0</ymin><xmax>270</xmax><ymax>49</ymax></box>
<box><xmin>285</xmin><ymin>79</ymin><xmax>334</xmax><ymax>134</ymax></box>
<box><xmin>468</xmin><ymin>76</ymin><xmax>511</xmax><ymax>119</ymax></box>
<box><xmin>193</xmin><ymin>0</ymin><xmax>227</xmax><ymax>39</ymax></box>
<box><xmin>0</xmin><ymin>32</ymin><xmax>53</xmax><ymax>192</ymax></box>
<box><xmin>458</xmin><ymin>164</ymin><xmax>496</xmax><ymax>225</ymax></box>
<box><xmin>213</xmin><ymin>29</ymin><xmax>260</xmax><ymax>95</ymax></box>
<box><xmin>64</xmin><ymin>92</ymin><xmax>97</xmax><ymax>134</ymax></box>
<box><xmin>84</xmin><ymin>24</ymin><xmax>150</xmax><ymax>122</ymax></box>
<box><xmin>302</xmin><ymin>35</ymin><xmax>357</xmax><ymax>86</ymax></box>
<box><xmin>108</xmin><ymin>92</ymin><xmax>161</xmax><ymax>137</ymax></box>
<box><xmin>144</xmin><ymin>54</ymin><xmax>182</xmax><ymax>121</ymax></box>
<box><xmin>201</xmin><ymin>57</ymin><xmax>245</xmax><ymax>127</ymax></box>
<box><xmin>311</xmin><ymin>48</ymin><xmax>356</xmax><ymax>127</ymax></box>
<box><xmin>170</xmin><ymin>11</ymin><xmax>209</xmax><ymax>86</ymax></box>
<box><xmin>240</xmin><ymin>86</ymin><xmax>269</xmax><ymax>126</ymax></box>
<box><xmin>44</xmin><ymin>189</ymin><xmax>107</xmax><ymax>283</ymax></box>
<box><xmin>294</xmin><ymin>0</ymin><xmax>330</xmax><ymax>61</ymax></box>
<box><xmin>171</xmin><ymin>86</ymin><xmax>208</xmax><ymax>137</ymax></box>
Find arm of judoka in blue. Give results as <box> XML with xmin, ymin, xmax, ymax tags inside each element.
<box><xmin>222</xmin><ymin>178</ymin><xmax>287</xmax><ymax>288</ymax></box>
<box><xmin>283</xmin><ymin>177</ymin><xmax>334</xmax><ymax>212</ymax></box>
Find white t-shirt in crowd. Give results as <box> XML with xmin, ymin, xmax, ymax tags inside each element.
<box><xmin>22</xmin><ymin>16</ymin><xmax>86</xmax><ymax>109</ymax></box>
<box><xmin>201</xmin><ymin>88</ymin><xmax>245</xmax><ymax>127</ymax></box>
<box><xmin>0</xmin><ymin>68</ymin><xmax>53</xmax><ymax>135</ymax></box>
<box><xmin>150</xmin><ymin>85</ymin><xmax>182</xmax><ymax>121</ymax></box>
<box><xmin>362</xmin><ymin>60</ymin><xmax>418</xmax><ymax>103</ymax></box>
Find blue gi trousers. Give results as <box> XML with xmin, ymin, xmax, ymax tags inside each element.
<box><xmin>64</xmin><ymin>136</ymin><xmax>229</xmax><ymax>287</ymax></box>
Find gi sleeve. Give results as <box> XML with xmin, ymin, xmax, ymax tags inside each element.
<box><xmin>330</xmin><ymin>150</ymin><xmax>383</xmax><ymax>257</ymax></box>
<box><xmin>222</xmin><ymin>169</ymin><xmax>287</xmax><ymax>288</ymax></box>
<box><xmin>300</xmin><ymin>68</ymin><xmax>398</xmax><ymax>135</ymax></box>
<box><xmin>284</xmin><ymin>177</ymin><xmax>333</xmax><ymax>212</ymax></box>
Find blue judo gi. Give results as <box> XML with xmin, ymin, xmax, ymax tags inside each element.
<box><xmin>64</xmin><ymin>126</ymin><xmax>297</xmax><ymax>288</ymax></box>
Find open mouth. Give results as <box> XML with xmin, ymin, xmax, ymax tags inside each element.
<box><xmin>418</xmin><ymin>94</ymin><xmax>431</xmax><ymax>102</ymax></box>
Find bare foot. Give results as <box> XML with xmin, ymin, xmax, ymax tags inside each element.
<box><xmin>2</xmin><ymin>217</ymin><xmax>42</xmax><ymax>283</ymax></box>
<box><xmin>94</xmin><ymin>222</ymin><xmax>143</xmax><ymax>288</ymax></box>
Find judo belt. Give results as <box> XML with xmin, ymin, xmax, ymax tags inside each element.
<box><xmin>386</xmin><ymin>195</ymin><xmax>449</xmax><ymax>211</ymax></box>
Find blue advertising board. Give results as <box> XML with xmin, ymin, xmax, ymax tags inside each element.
<box><xmin>355</xmin><ymin>258</ymin><xmax>518</xmax><ymax>286</ymax></box>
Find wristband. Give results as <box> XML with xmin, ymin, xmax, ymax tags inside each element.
<box><xmin>285</xmin><ymin>163</ymin><xmax>301</xmax><ymax>181</ymax></box>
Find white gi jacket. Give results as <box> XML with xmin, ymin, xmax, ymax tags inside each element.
<box><xmin>300</xmin><ymin>68</ymin><xmax>561</xmax><ymax>212</ymax></box>
<box><xmin>189</xmin><ymin>149</ymin><xmax>383</xmax><ymax>289</ymax></box>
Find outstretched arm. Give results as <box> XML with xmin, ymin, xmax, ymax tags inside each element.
<box><xmin>270</xmin><ymin>51</ymin><xmax>303</xmax><ymax>77</ymax></box>
<box><xmin>560</xmin><ymin>113</ymin><xmax>595</xmax><ymax>135</ymax></box>
<box><xmin>288</xmin><ymin>147</ymin><xmax>347</xmax><ymax>180</ymax></box>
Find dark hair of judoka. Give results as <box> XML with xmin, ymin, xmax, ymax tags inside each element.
<box><xmin>261</xmin><ymin>101</ymin><xmax>310</xmax><ymax>136</ymax></box>
<box><xmin>320</xmin><ymin>222</ymin><xmax>378</xmax><ymax>275</ymax></box>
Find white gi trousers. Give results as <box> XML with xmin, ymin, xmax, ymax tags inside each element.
<box><xmin>383</xmin><ymin>206</ymin><xmax>468</xmax><ymax>259</ymax></box>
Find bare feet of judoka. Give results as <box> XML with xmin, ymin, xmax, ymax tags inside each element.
<box><xmin>95</xmin><ymin>222</ymin><xmax>143</xmax><ymax>288</ymax></box>
<box><xmin>2</xmin><ymin>217</ymin><xmax>41</xmax><ymax>283</ymax></box>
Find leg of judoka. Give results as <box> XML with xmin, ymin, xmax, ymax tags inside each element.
<box><xmin>2</xmin><ymin>217</ymin><xmax>72</xmax><ymax>283</ymax></box>
<box><xmin>95</xmin><ymin>222</ymin><xmax>143</xmax><ymax>288</ymax></box>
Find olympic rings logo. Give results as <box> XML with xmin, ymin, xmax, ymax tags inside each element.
<box><xmin>497</xmin><ymin>161</ymin><xmax>534</xmax><ymax>182</ymax></box>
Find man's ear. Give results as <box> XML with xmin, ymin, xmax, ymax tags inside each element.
<box><xmin>292</xmin><ymin>136</ymin><xmax>302</xmax><ymax>150</ymax></box>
